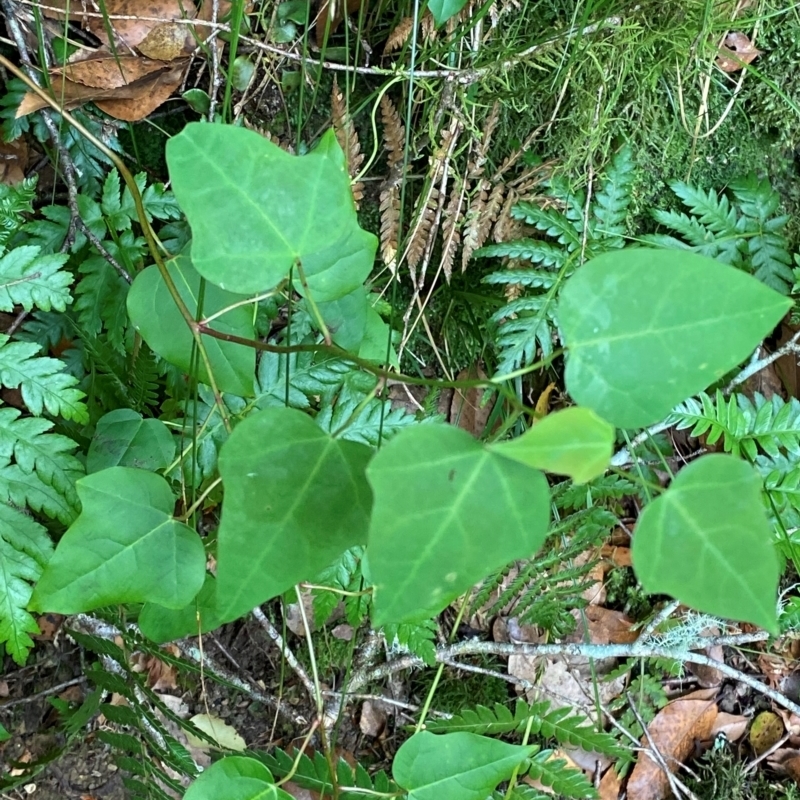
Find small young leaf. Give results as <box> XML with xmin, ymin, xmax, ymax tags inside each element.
<box><xmin>367</xmin><ymin>425</ymin><xmax>550</xmax><ymax>625</ymax></box>
<box><xmin>558</xmin><ymin>249</ymin><xmax>791</xmax><ymax>428</ymax></box>
<box><xmin>87</xmin><ymin>409</ymin><xmax>176</xmax><ymax>473</ymax></box>
<box><xmin>30</xmin><ymin>467</ymin><xmax>206</xmax><ymax>614</ymax></box>
<box><xmin>492</xmin><ymin>408</ymin><xmax>614</xmax><ymax>483</ymax></box>
<box><xmin>632</xmin><ymin>455</ymin><xmax>780</xmax><ymax>633</ymax></box>
<box><xmin>393</xmin><ymin>731</ymin><xmax>535</xmax><ymax>800</ymax></box>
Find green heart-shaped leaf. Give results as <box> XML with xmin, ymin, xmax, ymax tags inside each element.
<box><xmin>87</xmin><ymin>409</ymin><xmax>176</xmax><ymax>473</ymax></box>
<box><xmin>393</xmin><ymin>732</ymin><xmax>535</xmax><ymax>800</ymax></box>
<box><xmin>366</xmin><ymin>425</ymin><xmax>550</xmax><ymax>625</ymax></box>
<box><xmin>632</xmin><ymin>454</ymin><xmax>780</xmax><ymax>633</ymax></box>
<box><xmin>184</xmin><ymin>756</ymin><xmax>292</xmax><ymax>800</ymax></box>
<box><xmin>558</xmin><ymin>249</ymin><xmax>791</xmax><ymax>428</ymax></box>
<box><xmin>167</xmin><ymin>124</ymin><xmax>377</xmax><ymax>298</ymax></box>
<box><xmin>492</xmin><ymin>407</ymin><xmax>614</xmax><ymax>483</ymax></box>
<box><xmin>30</xmin><ymin>467</ymin><xmax>205</xmax><ymax>613</ymax></box>
<box><xmin>127</xmin><ymin>253</ymin><xmax>256</xmax><ymax>397</ymax></box>
<box><xmin>214</xmin><ymin>407</ymin><xmax>373</xmax><ymax>623</ymax></box>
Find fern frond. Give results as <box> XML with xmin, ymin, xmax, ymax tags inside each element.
<box><xmin>256</xmin><ymin>351</ymin><xmax>353</xmax><ymax>409</ymax></box>
<box><xmin>384</xmin><ymin>16</ymin><xmax>414</xmax><ymax>52</ymax></box>
<box><xmin>383</xmin><ymin>619</ymin><xmax>437</xmax><ymax>666</ymax></box>
<box><xmin>553</xmin><ymin>474</ymin><xmax>638</xmax><ymax>510</ymax></box>
<box><xmin>0</xmin><ymin>335</ymin><xmax>87</xmax><ymax>423</ymax></box>
<box><xmin>331</xmin><ymin>77</ymin><xmax>364</xmax><ymax>208</ymax></box>
<box><xmin>312</xmin><ymin>546</ymin><xmax>364</xmax><ymax>625</ymax></box>
<box><xmin>74</xmin><ymin>245</ymin><xmax>132</xmax><ymax>354</ymax></box>
<box><xmin>441</xmin><ymin>177</ymin><xmax>464</xmax><ymax>282</ymax></box>
<box><xmin>0</xmin><ymin>177</ymin><xmax>36</xmax><ymax>249</ymax></box>
<box><xmin>648</xmin><ymin>211</ymin><xmax>719</xmax><ymax>249</ymax></box>
<box><xmin>477</xmin><ymin>239</ymin><xmax>567</xmax><ymax>268</ymax></box>
<box><xmin>462</xmin><ymin>178</ymin><xmax>490</xmax><ymax>268</ymax></box>
<box><xmin>592</xmin><ymin>143</ymin><xmax>635</xmax><ymax>243</ymax></box>
<box><xmin>670</xmin><ymin>181</ymin><xmax>739</xmax><ymax>235</ymax></box>
<box><xmin>483</xmin><ymin>269</ymin><xmax>557</xmax><ymax>290</ymax></box>
<box><xmin>129</xmin><ymin>346</ymin><xmax>159</xmax><ymax>411</ymax></box>
<box><xmin>407</xmin><ymin>185</ymin><xmax>439</xmax><ymax>276</ymax></box>
<box><xmin>0</xmin><ymin>464</ymin><xmax>75</xmax><ymax>523</ymax></box>
<box><xmin>380</xmin><ymin>95</ymin><xmax>405</xmax><ymax>169</ymax></box>
<box><xmin>0</xmin><ymin>245</ymin><xmax>71</xmax><ymax>312</ymax></box>
<box><xmin>260</xmin><ymin>746</ymin><xmax>397</xmax><ymax>800</ymax></box>
<box><xmin>730</xmin><ymin>174</ymin><xmax>782</xmax><ymax>221</ymax></box>
<box><xmin>0</xmin><ymin>504</ymin><xmax>53</xmax><ymax>664</ymax></box>
<box><xmin>425</xmin><ymin>698</ymin><xmax>625</xmax><ymax>757</ymax></box>
<box><xmin>512</xmin><ymin>202</ymin><xmax>581</xmax><ymax>249</ymax></box>
<box><xmin>527</xmin><ymin>749</ymin><xmax>597</xmax><ymax>798</ymax></box>
<box><xmin>671</xmin><ymin>390</ymin><xmax>800</xmax><ymax>460</ymax></box>
<box><xmin>316</xmin><ymin>386</ymin><xmax>419</xmax><ymax>446</ymax></box>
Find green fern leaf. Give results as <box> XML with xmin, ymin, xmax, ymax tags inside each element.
<box><xmin>0</xmin><ymin>407</ymin><xmax>82</xmax><ymax>506</ymax></box>
<box><xmin>256</xmin><ymin>351</ymin><xmax>353</xmax><ymax>409</ymax></box>
<box><xmin>17</xmin><ymin>310</ymin><xmax>72</xmax><ymax>351</ymax></box>
<box><xmin>730</xmin><ymin>175</ymin><xmax>782</xmax><ymax>221</ymax></box>
<box><xmin>129</xmin><ymin>346</ymin><xmax>160</xmax><ymax>411</ymax></box>
<box><xmin>312</xmin><ymin>546</ymin><xmax>364</xmax><ymax>625</ymax></box>
<box><xmin>671</xmin><ymin>391</ymin><xmax>800</xmax><ymax>461</ymax></box>
<box><xmin>0</xmin><ymin>504</ymin><xmax>53</xmax><ymax>664</ymax></box>
<box><xmin>592</xmin><ymin>144</ymin><xmax>635</xmax><ymax>242</ymax></box>
<box><xmin>0</xmin><ymin>335</ymin><xmax>87</xmax><ymax>423</ymax></box>
<box><xmin>526</xmin><ymin>749</ymin><xmax>597</xmax><ymax>798</ymax></box>
<box><xmin>483</xmin><ymin>269</ymin><xmax>558</xmax><ymax>290</ymax></box>
<box><xmin>0</xmin><ymin>245</ymin><xmax>71</xmax><ymax>313</ymax></box>
<box><xmin>476</xmin><ymin>239</ymin><xmax>568</xmax><ymax>267</ymax></box>
<box><xmin>383</xmin><ymin>619</ymin><xmax>438</xmax><ymax>666</ymax></box>
<box><xmin>260</xmin><ymin>747</ymin><xmax>396</xmax><ymax>800</ymax></box>
<box><xmin>648</xmin><ymin>211</ymin><xmax>719</xmax><ymax>249</ymax></box>
<box><xmin>511</xmin><ymin>202</ymin><xmax>582</xmax><ymax>249</ymax></box>
<box><xmin>670</xmin><ymin>181</ymin><xmax>739</xmax><ymax>235</ymax></box>
<box><xmin>0</xmin><ymin>177</ymin><xmax>36</xmax><ymax>249</ymax></box>
<box><xmin>0</xmin><ymin>464</ymin><xmax>76</xmax><ymax>523</ymax></box>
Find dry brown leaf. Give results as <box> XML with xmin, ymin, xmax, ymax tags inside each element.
<box><xmin>62</xmin><ymin>53</ymin><xmax>169</xmax><ymax>89</ymax></box>
<box><xmin>33</xmin><ymin>0</ymin><xmax>92</xmax><ymax>23</ymax></box>
<box><xmin>450</xmin><ymin>363</ymin><xmax>494</xmax><ymax>437</ymax></box>
<box><xmin>380</xmin><ymin>94</ymin><xmax>405</xmax><ymax>168</ymax></box>
<box><xmin>716</xmin><ymin>31</ymin><xmax>761</xmax><ymax>72</ymax></box>
<box><xmin>584</xmin><ymin>606</ymin><xmax>637</xmax><ymax>644</ymax></box>
<box><xmin>95</xmin><ymin>59</ymin><xmax>189</xmax><ymax>120</ymax></box>
<box><xmin>750</xmin><ymin>710</ymin><xmax>785</xmax><ymax>755</ymax></box>
<box><xmin>359</xmin><ymin>700</ymin><xmax>388</xmax><ymax>737</ymax></box>
<box><xmin>626</xmin><ymin>688</ymin><xmax>718</xmax><ymax>800</ymax></box>
<box><xmin>16</xmin><ymin>75</ymin><xmax>138</xmax><ymax>117</ymax></box>
<box><xmin>0</xmin><ymin>680</ymin><xmax>9</xmax><ymax>698</ymax></box>
<box><xmin>710</xmin><ymin>711</ymin><xmax>748</xmax><ymax>743</ymax></box>
<box><xmin>0</xmin><ymin>138</ymin><xmax>29</xmax><ymax>185</ymax></box>
<box><xmin>138</xmin><ymin>20</ymin><xmax>195</xmax><ymax>59</ymax></box>
<box><xmin>87</xmin><ymin>0</ymin><xmax>198</xmax><ymax>51</ymax></box>
<box><xmin>599</xmin><ymin>544</ymin><xmax>632</xmax><ymax>567</ymax></box>
<box><xmin>406</xmin><ymin>185</ymin><xmax>439</xmax><ymax>278</ymax></box>
<box><xmin>598</xmin><ymin>766</ymin><xmax>622</xmax><ymax>800</ymax></box>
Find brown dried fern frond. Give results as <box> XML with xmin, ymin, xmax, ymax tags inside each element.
<box><xmin>461</xmin><ymin>177</ymin><xmax>490</xmax><ymax>270</ymax></box>
<box><xmin>243</xmin><ymin>120</ymin><xmax>295</xmax><ymax>153</ymax></box>
<box><xmin>406</xmin><ymin>185</ymin><xmax>440</xmax><ymax>282</ymax></box>
<box><xmin>384</xmin><ymin>16</ymin><xmax>414</xmax><ymax>53</ymax></box>
<box><xmin>331</xmin><ymin>77</ymin><xmax>364</xmax><ymax>207</ymax></box>
<box><xmin>441</xmin><ymin>177</ymin><xmax>465</xmax><ymax>283</ymax></box>
<box><xmin>380</xmin><ymin>180</ymin><xmax>401</xmax><ymax>274</ymax></box>
<box><xmin>477</xmin><ymin>182</ymin><xmax>505</xmax><ymax>248</ymax></box>
<box><xmin>492</xmin><ymin>187</ymin><xmax>520</xmax><ymax>244</ymax></box>
<box><xmin>466</xmin><ymin>101</ymin><xmax>500</xmax><ymax>181</ymax></box>
<box><xmin>380</xmin><ymin>94</ymin><xmax>406</xmax><ymax>168</ymax></box>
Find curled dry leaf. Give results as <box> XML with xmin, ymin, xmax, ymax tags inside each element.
<box><xmin>138</xmin><ymin>21</ymin><xmax>196</xmax><ymax>60</ymax></box>
<box><xmin>0</xmin><ymin>139</ymin><xmax>29</xmax><ymax>185</ymax></box>
<box><xmin>626</xmin><ymin>688</ymin><xmax>718</xmax><ymax>800</ymax></box>
<box><xmin>710</xmin><ymin>711</ymin><xmax>748</xmax><ymax>743</ymax></box>
<box><xmin>598</xmin><ymin>765</ymin><xmax>622</xmax><ymax>800</ymax></box>
<box><xmin>716</xmin><ymin>31</ymin><xmax>761</xmax><ymax>73</ymax></box>
<box><xmin>62</xmin><ymin>53</ymin><xmax>170</xmax><ymax>89</ymax></box>
<box><xmin>86</xmin><ymin>0</ymin><xmax>198</xmax><ymax>51</ymax></box>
